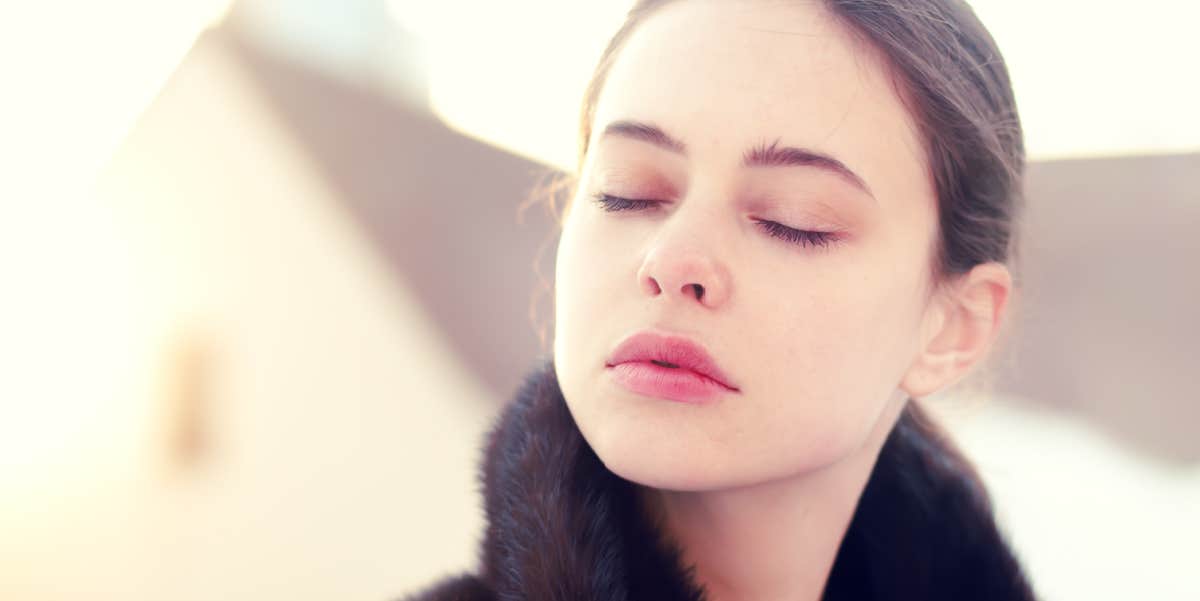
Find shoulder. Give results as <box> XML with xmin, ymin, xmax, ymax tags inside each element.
<box><xmin>400</xmin><ymin>573</ymin><xmax>494</xmax><ymax>601</ymax></box>
<box><xmin>826</xmin><ymin>402</ymin><xmax>1038</xmax><ymax>601</ymax></box>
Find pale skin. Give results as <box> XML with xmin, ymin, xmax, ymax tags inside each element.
<box><xmin>551</xmin><ymin>1</ymin><xmax>1012</xmax><ymax>600</ymax></box>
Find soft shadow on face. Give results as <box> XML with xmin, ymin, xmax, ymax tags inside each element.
<box><xmin>553</xmin><ymin>0</ymin><xmax>938</xmax><ymax>491</ymax></box>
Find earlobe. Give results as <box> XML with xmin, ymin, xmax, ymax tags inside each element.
<box><xmin>900</xmin><ymin>262</ymin><xmax>1012</xmax><ymax>399</ymax></box>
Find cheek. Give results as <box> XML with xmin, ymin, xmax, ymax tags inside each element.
<box><xmin>555</xmin><ymin>208</ymin><xmax>620</xmax><ymax>334</ymax></box>
<box><xmin>736</xmin><ymin>254</ymin><xmax>923</xmax><ymax>466</ymax></box>
<box><xmin>552</xmin><ymin>207</ymin><xmax>634</xmax><ymax>391</ymax></box>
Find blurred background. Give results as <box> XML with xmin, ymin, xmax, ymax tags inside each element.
<box><xmin>0</xmin><ymin>1</ymin><xmax>1197</xmax><ymax>600</ymax></box>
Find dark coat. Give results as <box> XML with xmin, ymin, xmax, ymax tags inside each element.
<box><xmin>404</xmin><ymin>358</ymin><xmax>1038</xmax><ymax>601</ymax></box>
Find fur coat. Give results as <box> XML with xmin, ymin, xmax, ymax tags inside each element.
<box><xmin>404</xmin><ymin>358</ymin><xmax>1038</xmax><ymax>600</ymax></box>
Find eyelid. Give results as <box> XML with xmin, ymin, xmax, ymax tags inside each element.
<box><xmin>591</xmin><ymin>192</ymin><xmax>663</xmax><ymax>212</ymax></box>
<box><xmin>592</xmin><ymin>192</ymin><xmax>841</xmax><ymax>250</ymax></box>
<box><xmin>752</xmin><ymin>219</ymin><xmax>840</xmax><ymax>250</ymax></box>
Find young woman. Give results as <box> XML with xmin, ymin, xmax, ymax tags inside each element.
<box><xmin>409</xmin><ymin>0</ymin><xmax>1035</xmax><ymax>599</ymax></box>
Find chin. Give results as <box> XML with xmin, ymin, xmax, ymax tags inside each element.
<box><xmin>581</xmin><ymin>425</ymin><xmax>734</xmax><ymax>492</ymax></box>
<box><xmin>600</xmin><ymin>450</ymin><xmax>718</xmax><ymax>491</ymax></box>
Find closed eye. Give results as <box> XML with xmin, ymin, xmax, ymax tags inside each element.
<box><xmin>592</xmin><ymin>192</ymin><xmax>841</xmax><ymax>251</ymax></box>
<box><xmin>592</xmin><ymin>193</ymin><xmax>661</xmax><ymax>212</ymax></box>
<box><xmin>752</xmin><ymin>219</ymin><xmax>839</xmax><ymax>250</ymax></box>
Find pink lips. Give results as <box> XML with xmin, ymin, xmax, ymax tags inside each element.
<box><xmin>604</xmin><ymin>330</ymin><xmax>739</xmax><ymax>404</ymax></box>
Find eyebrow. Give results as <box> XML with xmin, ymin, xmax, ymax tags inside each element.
<box><xmin>599</xmin><ymin>119</ymin><xmax>876</xmax><ymax>201</ymax></box>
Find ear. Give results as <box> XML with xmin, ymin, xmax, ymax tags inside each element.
<box><xmin>900</xmin><ymin>262</ymin><xmax>1013</xmax><ymax>399</ymax></box>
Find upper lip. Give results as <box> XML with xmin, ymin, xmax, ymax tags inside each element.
<box><xmin>605</xmin><ymin>329</ymin><xmax>739</xmax><ymax>391</ymax></box>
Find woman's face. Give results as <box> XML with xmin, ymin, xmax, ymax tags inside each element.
<box><xmin>553</xmin><ymin>0</ymin><xmax>940</xmax><ymax>491</ymax></box>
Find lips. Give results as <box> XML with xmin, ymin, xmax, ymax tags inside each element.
<box><xmin>604</xmin><ymin>330</ymin><xmax>739</xmax><ymax>391</ymax></box>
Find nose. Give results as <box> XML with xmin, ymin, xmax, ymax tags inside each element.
<box><xmin>636</xmin><ymin>233</ymin><xmax>732</xmax><ymax>309</ymax></box>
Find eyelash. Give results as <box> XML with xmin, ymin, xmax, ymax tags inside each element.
<box><xmin>591</xmin><ymin>193</ymin><xmax>840</xmax><ymax>250</ymax></box>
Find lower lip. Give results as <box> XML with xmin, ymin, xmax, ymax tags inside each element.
<box><xmin>606</xmin><ymin>361</ymin><xmax>734</xmax><ymax>404</ymax></box>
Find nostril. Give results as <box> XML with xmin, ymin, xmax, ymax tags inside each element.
<box><xmin>691</xmin><ymin>284</ymin><xmax>704</xmax><ymax>301</ymax></box>
<box><xmin>647</xmin><ymin>277</ymin><xmax>662</xmax><ymax>295</ymax></box>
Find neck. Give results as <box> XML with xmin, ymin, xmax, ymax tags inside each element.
<box><xmin>639</xmin><ymin>390</ymin><xmax>908</xmax><ymax>601</ymax></box>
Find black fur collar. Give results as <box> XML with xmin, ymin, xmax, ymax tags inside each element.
<box><xmin>406</xmin><ymin>358</ymin><xmax>1038</xmax><ymax>601</ymax></box>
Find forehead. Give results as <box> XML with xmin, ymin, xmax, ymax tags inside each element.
<box><xmin>589</xmin><ymin>0</ymin><xmax>928</xmax><ymax>203</ymax></box>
